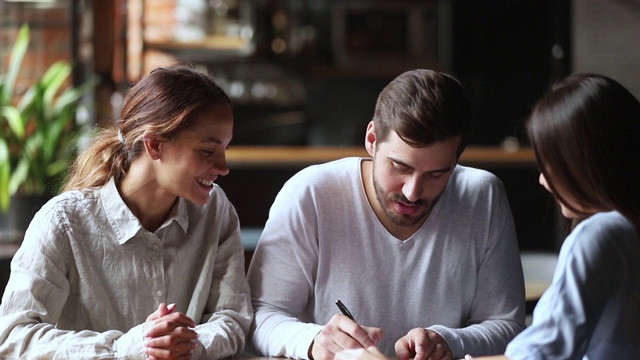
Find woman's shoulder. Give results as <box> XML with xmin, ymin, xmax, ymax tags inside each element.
<box><xmin>37</xmin><ymin>187</ymin><xmax>101</xmax><ymax>216</ymax></box>
<box><xmin>579</xmin><ymin>211</ymin><xmax>636</xmax><ymax>236</ymax></box>
<box><xmin>569</xmin><ymin>211</ymin><xmax>639</xmax><ymax>257</ymax></box>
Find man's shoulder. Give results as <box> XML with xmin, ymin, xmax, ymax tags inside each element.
<box><xmin>289</xmin><ymin>157</ymin><xmax>362</xmax><ymax>183</ymax></box>
<box><xmin>452</xmin><ymin>165</ymin><xmax>502</xmax><ymax>186</ymax></box>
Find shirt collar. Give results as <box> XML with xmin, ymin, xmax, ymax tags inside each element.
<box><xmin>100</xmin><ymin>178</ymin><xmax>190</xmax><ymax>245</ymax></box>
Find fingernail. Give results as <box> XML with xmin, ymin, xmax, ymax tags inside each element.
<box><xmin>167</xmin><ymin>303</ymin><xmax>176</xmax><ymax>310</ymax></box>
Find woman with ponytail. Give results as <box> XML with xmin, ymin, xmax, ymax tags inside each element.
<box><xmin>0</xmin><ymin>65</ymin><xmax>252</xmax><ymax>360</ymax></box>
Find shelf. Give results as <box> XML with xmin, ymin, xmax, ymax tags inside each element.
<box><xmin>225</xmin><ymin>146</ymin><xmax>536</xmax><ymax>169</ymax></box>
<box><xmin>145</xmin><ymin>36</ymin><xmax>254</xmax><ymax>60</ymax></box>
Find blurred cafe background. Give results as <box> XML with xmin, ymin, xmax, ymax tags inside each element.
<box><xmin>1</xmin><ymin>0</ymin><xmax>639</xmax><ymax>297</ymax></box>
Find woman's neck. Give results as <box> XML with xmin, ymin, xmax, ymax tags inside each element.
<box><xmin>118</xmin><ymin>160</ymin><xmax>177</xmax><ymax>232</ymax></box>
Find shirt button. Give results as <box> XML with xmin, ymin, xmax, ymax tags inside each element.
<box><xmin>156</xmin><ymin>290</ymin><xmax>163</xmax><ymax>297</ymax></box>
<box><xmin>152</xmin><ymin>243</ymin><xmax>160</xmax><ymax>251</ymax></box>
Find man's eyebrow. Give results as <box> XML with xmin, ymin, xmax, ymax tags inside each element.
<box><xmin>388</xmin><ymin>156</ymin><xmax>452</xmax><ymax>173</ymax></box>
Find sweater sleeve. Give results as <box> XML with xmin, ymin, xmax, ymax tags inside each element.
<box><xmin>247</xmin><ymin>173</ymin><xmax>324</xmax><ymax>359</ymax></box>
<box><xmin>429</xmin><ymin>177</ymin><xmax>526</xmax><ymax>357</ymax></box>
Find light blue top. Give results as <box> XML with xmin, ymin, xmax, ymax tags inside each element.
<box><xmin>505</xmin><ymin>211</ymin><xmax>640</xmax><ymax>359</ymax></box>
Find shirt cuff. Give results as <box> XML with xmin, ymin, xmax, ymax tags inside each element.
<box><xmin>294</xmin><ymin>324</ymin><xmax>324</xmax><ymax>360</ymax></box>
<box><xmin>114</xmin><ymin>323</ymin><xmax>147</xmax><ymax>360</ymax></box>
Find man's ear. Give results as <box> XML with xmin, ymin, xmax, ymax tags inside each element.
<box><xmin>365</xmin><ymin>121</ymin><xmax>377</xmax><ymax>156</ymax></box>
<box><xmin>142</xmin><ymin>130</ymin><xmax>165</xmax><ymax>160</ymax></box>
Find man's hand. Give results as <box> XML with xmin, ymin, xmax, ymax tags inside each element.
<box><xmin>310</xmin><ymin>314</ymin><xmax>383</xmax><ymax>360</ymax></box>
<box><xmin>143</xmin><ymin>303</ymin><xmax>199</xmax><ymax>360</ymax></box>
<box><xmin>395</xmin><ymin>328</ymin><xmax>452</xmax><ymax>360</ymax></box>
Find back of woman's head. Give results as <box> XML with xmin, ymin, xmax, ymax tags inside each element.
<box><xmin>527</xmin><ymin>73</ymin><xmax>640</xmax><ymax>226</ymax></box>
<box><xmin>63</xmin><ymin>65</ymin><xmax>231</xmax><ymax>192</ymax></box>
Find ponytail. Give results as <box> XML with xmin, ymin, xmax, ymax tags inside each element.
<box><xmin>62</xmin><ymin>128</ymin><xmax>129</xmax><ymax>192</ymax></box>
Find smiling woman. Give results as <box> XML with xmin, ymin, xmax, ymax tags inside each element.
<box><xmin>0</xmin><ymin>64</ymin><xmax>253</xmax><ymax>359</ymax></box>
<box><xmin>137</xmin><ymin>104</ymin><xmax>234</xmax><ymax>211</ymax></box>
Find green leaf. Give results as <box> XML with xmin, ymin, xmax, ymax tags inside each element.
<box><xmin>41</xmin><ymin>62</ymin><xmax>71</xmax><ymax>112</ymax></box>
<box><xmin>16</xmin><ymin>83</ymin><xmax>36</xmax><ymax>112</ymax></box>
<box><xmin>9</xmin><ymin>157</ymin><xmax>29</xmax><ymax>195</ymax></box>
<box><xmin>1</xmin><ymin>24</ymin><xmax>29</xmax><ymax>106</ymax></box>
<box><xmin>0</xmin><ymin>105</ymin><xmax>25</xmax><ymax>140</ymax></box>
<box><xmin>43</xmin><ymin>112</ymin><xmax>69</xmax><ymax>163</ymax></box>
<box><xmin>47</xmin><ymin>158</ymin><xmax>70</xmax><ymax>178</ymax></box>
<box><xmin>53</xmin><ymin>80</ymin><xmax>93</xmax><ymax>115</ymax></box>
<box><xmin>0</xmin><ymin>140</ymin><xmax>10</xmax><ymax>211</ymax></box>
<box><xmin>0</xmin><ymin>23</ymin><xmax>92</xmax><ymax>198</ymax></box>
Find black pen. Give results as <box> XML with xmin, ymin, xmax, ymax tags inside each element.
<box><xmin>335</xmin><ymin>300</ymin><xmax>356</xmax><ymax>322</ymax></box>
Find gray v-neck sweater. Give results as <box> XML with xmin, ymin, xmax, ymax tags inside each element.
<box><xmin>248</xmin><ymin>157</ymin><xmax>525</xmax><ymax>359</ymax></box>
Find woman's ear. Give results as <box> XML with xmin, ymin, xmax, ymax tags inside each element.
<box><xmin>365</xmin><ymin>121</ymin><xmax>377</xmax><ymax>156</ymax></box>
<box><xmin>142</xmin><ymin>130</ymin><xmax>165</xmax><ymax>160</ymax></box>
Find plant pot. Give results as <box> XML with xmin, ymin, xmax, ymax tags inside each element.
<box><xmin>6</xmin><ymin>194</ymin><xmax>51</xmax><ymax>233</ymax></box>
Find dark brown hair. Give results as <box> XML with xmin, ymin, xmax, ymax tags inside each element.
<box><xmin>373</xmin><ymin>69</ymin><xmax>472</xmax><ymax>156</ymax></box>
<box><xmin>63</xmin><ymin>64</ymin><xmax>231</xmax><ymax>191</ymax></box>
<box><xmin>527</xmin><ymin>73</ymin><xmax>640</xmax><ymax>230</ymax></box>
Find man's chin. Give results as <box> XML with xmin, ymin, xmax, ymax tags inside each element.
<box><xmin>388</xmin><ymin>213</ymin><xmax>424</xmax><ymax>227</ymax></box>
<box><xmin>386</xmin><ymin>205</ymin><xmax>432</xmax><ymax>227</ymax></box>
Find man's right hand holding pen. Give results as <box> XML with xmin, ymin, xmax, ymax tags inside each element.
<box><xmin>309</xmin><ymin>300</ymin><xmax>383</xmax><ymax>360</ymax></box>
<box><xmin>313</xmin><ymin>300</ymin><xmax>453</xmax><ymax>360</ymax></box>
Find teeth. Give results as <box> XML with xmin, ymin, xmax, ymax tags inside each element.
<box><xmin>196</xmin><ymin>177</ymin><xmax>213</xmax><ymax>186</ymax></box>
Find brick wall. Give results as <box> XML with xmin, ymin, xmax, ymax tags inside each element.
<box><xmin>126</xmin><ymin>0</ymin><xmax>179</xmax><ymax>81</ymax></box>
<box><xmin>0</xmin><ymin>3</ymin><xmax>72</xmax><ymax>100</ymax></box>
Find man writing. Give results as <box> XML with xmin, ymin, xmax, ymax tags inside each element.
<box><xmin>247</xmin><ymin>69</ymin><xmax>525</xmax><ymax>360</ymax></box>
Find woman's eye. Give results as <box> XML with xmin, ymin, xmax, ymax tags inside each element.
<box><xmin>201</xmin><ymin>149</ymin><xmax>215</xmax><ymax>156</ymax></box>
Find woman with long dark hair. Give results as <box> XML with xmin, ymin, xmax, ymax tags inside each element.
<box><xmin>496</xmin><ymin>74</ymin><xmax>640</xmax><ymax>359</ymax></box>
<box><xmin>466</xmin><ymin>73</ymin><xmax>640</xmax><ymax>359</ymax></box>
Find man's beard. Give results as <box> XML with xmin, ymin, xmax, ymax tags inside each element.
<box><xmin>372</xmin><ymin>170</ymin><xmax>433</xmax><ymax>227</ymax></box>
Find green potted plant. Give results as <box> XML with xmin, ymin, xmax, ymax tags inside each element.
<box><xmin>0</xmin><ymin>23</ymin><xmax>93</xmax><ymax>232</ymax></box>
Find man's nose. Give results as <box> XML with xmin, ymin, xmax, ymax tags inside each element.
<box><xmin>402</xmin><ymin>176</ymin><xmax>423</xmax><ymax>202</ymax></box>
